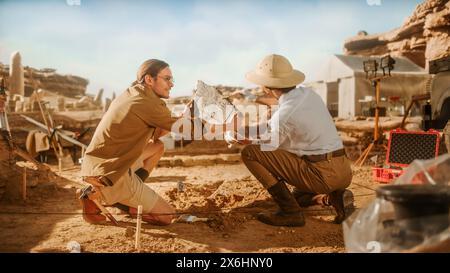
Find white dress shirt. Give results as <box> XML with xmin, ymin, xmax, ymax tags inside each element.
<box><xmin>260</xmin><ymin>86</ymin><xmax>343</xmax><ymax>156</ymax></box>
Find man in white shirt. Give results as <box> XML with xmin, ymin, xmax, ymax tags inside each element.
<box><xmin>236</xmin><ymin>54</ymin><xmax>353</xmax><ymax>227</ymax></box>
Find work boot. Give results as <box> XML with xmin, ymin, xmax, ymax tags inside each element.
<box><xmin>292</xmin><ymin>188</ymin><xmax>316</xmax><ymax>207</ymax></box>
<box><xmin>320</xmin><ymin>189</ymin><xmax>354</xmax><ymax>224</ymax></box>
<box><xmin>76</xmin><ymin>189</ymin><xmax>106</xmax><ymax>224</ymax></box>
<box><xmin>257</xmin><ymin>182</ymin><xmax>305</xmax><ymax>227</ymax></box>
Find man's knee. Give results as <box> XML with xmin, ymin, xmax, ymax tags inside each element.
<box><xmin>157</xmin><ymin>207</ymin><xmax>176</xmax><ymax>225</ymax></box>
<box><xmin>241</xmin><ymin>144</ymin><xmax>260</xmax><ymax>162</ymax></box>
<box><xmin>150</xmin><ymin>206</ymin><xmax>175</xmax><ymax>226</ymax></box>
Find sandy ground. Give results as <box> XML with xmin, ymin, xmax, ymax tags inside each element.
<box><xmin>0</xmin><ymin>158</ymin><xmax>378</xmax><ymax>253</ymax></box>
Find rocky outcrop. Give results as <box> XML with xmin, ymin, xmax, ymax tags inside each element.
<box><xmin>344</xmin><ymin>0</ymin><xmax>450</xmax><ymax>68</ymax></box>
<box><xmin>0</xmin><ymin>62</ymin><xmax>88</xmax><ymax>98</ymax></box>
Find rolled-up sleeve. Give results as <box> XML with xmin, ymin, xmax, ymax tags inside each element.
<box><xmin>132</xmin><ymin>98</ymin><xmax>179</xmax><ymax>131</ymax></box>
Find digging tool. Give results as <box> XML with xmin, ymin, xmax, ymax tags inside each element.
<box><xmin>20</xmin><ymin>114</ymin><xmax>87</xmax><ymax>151</ymax></box>
<box><xmin>79</xmin><ymin>185</ymin><xmax>119</xmax><ymax>226</ymax></box>
<box><xmin>1</xmin><ymin>78</ymin><xmax>51</xmax><ymax>173</ymax></box>
<box><xmin>34</xmin><ymin>91</ymin><xmax>64</xmax><ymax>171</ymax></box>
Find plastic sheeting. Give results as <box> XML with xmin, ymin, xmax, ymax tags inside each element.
<box><xmin>344</xmin><ymin>154</ymin><xmax>450</xmax><ymax>252</ymax></box>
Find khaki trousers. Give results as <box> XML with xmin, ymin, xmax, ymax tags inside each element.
<box><xmin>99</xmin><ymin>158</ymin><xmax>160</xmax><ymax>213</ymax></box>
<box><xmin>241</xmin><ymin>145</ymin><xmax>352</xmax><ymax>193</ymax></box>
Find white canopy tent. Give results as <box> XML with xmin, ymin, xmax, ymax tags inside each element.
<box><xmin>307</xmin><ymin>54</ymin><xmax>430</xmax><ymax>118</ymax></box>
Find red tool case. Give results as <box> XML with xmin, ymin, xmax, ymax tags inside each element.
<box><xmin>372</xmin><ymin>129</ymin><xmax>440</xmax><ymax>183</ymax></box>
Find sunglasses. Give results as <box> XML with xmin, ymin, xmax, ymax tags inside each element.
<box><xmin>157</xmin><ymin>76</ymin><xmax>175</xmax><ymax>84</ymax></box>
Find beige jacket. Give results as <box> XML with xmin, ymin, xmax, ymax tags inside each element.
<box><xmin>80</xmin><ymin>84</ymin><xmax>178</xmax><ymax>183</ymax></box>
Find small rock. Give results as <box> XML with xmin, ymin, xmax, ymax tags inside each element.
<box><xmin>67</xmin><ymin>241</ymin><xmax>81</xmax><ymax>253</ymax></box>
<box><xmin>222</xmin><ymin>233</ymin><xmax>230</xmax><ymax>239</ymax></box>
<box><xmin>125</xmin><ymin>226</ymin><xmax>135</xmax><ymax>237</ymax></box>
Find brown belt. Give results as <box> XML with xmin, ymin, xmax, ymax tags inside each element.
<box><xmin>302</xmin><ymin>149</ymin><xmax>346</xmax><ymax>163</ymax></box>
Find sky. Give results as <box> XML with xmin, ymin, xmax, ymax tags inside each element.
<box><xmin>0</xmin><ymin>0</ymin><xmax>424</xmax><ymax>98</ymax></box>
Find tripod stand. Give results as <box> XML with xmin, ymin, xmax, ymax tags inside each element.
<box><xmin>355</xmin><ymin>55</ymin><xmax>395</xmax><ymax>167</ymax></box>
<box><xmin>355</xmin><ymin>77</ymin><xmax>385</xmax><ymax>167</ymax></box>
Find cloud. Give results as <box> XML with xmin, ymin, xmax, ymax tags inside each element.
<box><xmin>0</xmin><ymin>0</ymin><xmax>422</xmax><ymax>98</ymax></box>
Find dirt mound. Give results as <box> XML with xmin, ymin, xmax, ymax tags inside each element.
<box><xmin>206</xmin><ymin>213</ymin><xmax>249</xmax><ymax>233</ymax></box>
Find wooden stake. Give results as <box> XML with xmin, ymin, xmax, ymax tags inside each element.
<box><xmin>135</xmin><ymin>205</ymin><xmax>143</xmax><ymax>252</ymax></box>
<box><xmin>58</xmin><ymin>157</ymin><xmax>62</xmax><ymax>173</ymax></box>
<box><xmin>22</xmin><ymin>167</ymin><xmax>26</xmax><ymax>201</ymax></box>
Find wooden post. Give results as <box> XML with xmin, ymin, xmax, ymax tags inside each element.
<box><xmin>135</xmin><ymin>205</ymin><xmax>143</xmax><ymax>252</ymax></box>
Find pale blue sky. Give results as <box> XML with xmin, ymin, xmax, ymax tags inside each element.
<box><xmin>0</xmin><ymin>0</ymin><xmax>423</xmax><ymax>98</ymax></box>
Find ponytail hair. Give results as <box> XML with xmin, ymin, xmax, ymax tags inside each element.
<box><xmin>132</xmin><ymin>59</ymin><xmax>169</xmax><ymax>86</ymax></box>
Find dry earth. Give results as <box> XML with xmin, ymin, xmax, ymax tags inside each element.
<box><xmin>0</xmin><ymin>157</ymin><xmax>379</xmax><ymax>253</ymax></box>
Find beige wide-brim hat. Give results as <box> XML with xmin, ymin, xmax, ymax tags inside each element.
<box><xmin>246</xmin><ymin>54</ymin><xmax>305</xmax><ymax>88</ymax></box>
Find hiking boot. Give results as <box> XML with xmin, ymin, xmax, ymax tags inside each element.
<box><xmin>257</xmin><ymin>181</ymin><xmax>305</xmax><ymax>227</ymax></box>
<box><xmin>321</xmin><ymin>189</ymin><xmax>354</xmax><ymax>224</ymax></box>
<box><xmin>257</xmin><ymin>210</ymin><xmax>306</xmax><ymax>227</ymax></box>
<box><xmin>76</xmin><ymin>189</ymin><xmax>106</xmax><ymax>224</ymax></box>
<box><xmin>292</xmin><ymin>188</ymin><xmax>316</xmax><ymax>207</ymax></box>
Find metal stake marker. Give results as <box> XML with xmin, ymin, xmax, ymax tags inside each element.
<box><xmin>135</xmin><ymin>205</ymin><xmax>143</xmax><ymax>252</ymax></box>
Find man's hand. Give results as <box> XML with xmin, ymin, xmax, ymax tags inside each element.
<box><xmin>224</xmin><ymin>130</ymin><xmax>252</xmax><ymax>145</ymax></box>
<box><xmin>237</xmin><ymin>138</ymin><xmax>252</xmax><ymax>145</ymax></box>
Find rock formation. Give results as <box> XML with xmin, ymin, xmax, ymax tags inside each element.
<box><xmin>0</xmin><ymin>62</ymin><xmax>89</xmax><ymax>98</ymax></box>
<box><xmin>9</xmin><ymin>51</ymin><xmax>24</xmax><ymax>96</ymax></box>
<box><xmin>344</xmin><ymin>0</ymin><xmax>450</xmax><ymax>68</ymax></box>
